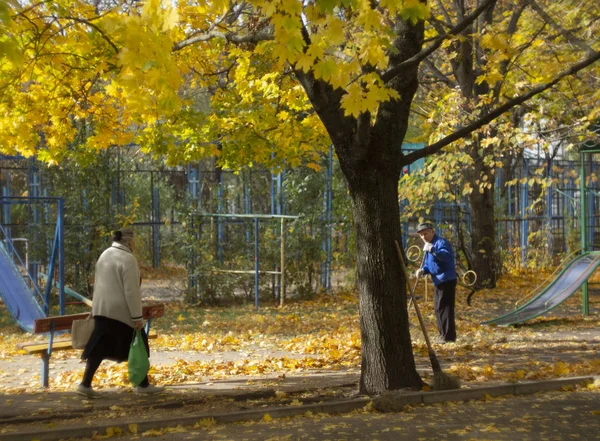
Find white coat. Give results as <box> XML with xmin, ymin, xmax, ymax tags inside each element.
<box><xmin>92</xmin><ymin>242</ymin><xmax>142</xmax><ymax>327</ymax></box>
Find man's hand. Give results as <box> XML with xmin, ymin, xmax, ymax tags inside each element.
<box><xmin>415</xmin><ymin>268</ymin><xmax>424</xmax><ymax>278</ymax></box>
<box><xmin>134</xmin><ymin>320</ymin><xmax>144</xmax><ymax>331</ymax></box>
<box><xmin>423</xmin><ymin>242</ymin><xmax>434</xmax><ymax>253</ymax></box>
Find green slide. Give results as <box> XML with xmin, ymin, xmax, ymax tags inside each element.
<box><xmin>483</xmin><ymin>252</ymin><xmax>600</xmax><ymax>326</ymax></box>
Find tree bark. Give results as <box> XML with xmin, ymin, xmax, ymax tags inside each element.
<box><xmin>292</xmin><ymin>11</ymin><xmax>426</xmax><ymax>395</ymax></box>
<box><xmin>467</xmin><ymin>139</ymin><xmax>499</xmax><ymax>287</ymax></box>
<box><xmin>344</xmin><ymin>159</ymin><xmax>424</xmax><ymax>394</ymax></box>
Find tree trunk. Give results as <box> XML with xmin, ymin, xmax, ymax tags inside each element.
<box><xmin>293</xmin><ymin>11</ymin><xmax>424</xmax><ymax>396</ymax></box>
<box><xmin>345</xmin><ymin>164</ymin><xmax>423</xmax><ymax>395</ymax></box>
<box><xmin>467</xmin><ymin>161</ymin><xmax>499</xmax><ymax>288</ymax></box>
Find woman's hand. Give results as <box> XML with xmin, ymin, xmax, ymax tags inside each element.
<box><xmin>134</xmin><ymin>320</ymin><xmax>144</xmax><ymax>331</ymax></box>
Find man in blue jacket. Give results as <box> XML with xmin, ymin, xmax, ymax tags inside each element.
<box><xmin>415</xmin><ymin>222</ymin><xmax>458</xmax><ymax>343</ymax></box>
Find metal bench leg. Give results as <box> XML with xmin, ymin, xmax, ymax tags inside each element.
<box><xmin>145</xmin><ymin>317</ymin><xmax>152</xmax><ymax>334</ymax></box>
<box><xmin>41</xmin><ymin>327</ymin><xmax>55</xmax><ymax>388</ymax></box>
<box><xmin>41</xmin><ymin>352</ymin><xmax>50</xmax><ymax>388</ymax></box>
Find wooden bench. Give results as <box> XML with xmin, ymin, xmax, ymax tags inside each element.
<box><xmin>18</xmin><ymin>304</ymin><xmax>165</xmax><ymax>388</ymax></box>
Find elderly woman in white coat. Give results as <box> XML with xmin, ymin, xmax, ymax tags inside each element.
<box><xmin>77</xmin><ymin>227</ymin><xmax>163</xmax><ymax>397</ymax></box>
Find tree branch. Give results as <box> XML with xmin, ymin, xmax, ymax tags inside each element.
<box><xmin>491</xmin><ymin>1</ymin><xmax>528</xmax><ymax>99</ymax></box>
<box><xmin>422</xmin><ymin>58</ymin><xmax>456</xmax><ymax>87</ymax></box>
<box><xmin>526</xmin><ymin>0</ymin><xmax>596</xmax><ymax>56</ymax></box>
<box><xmin>434</xmin><ymin>0</ymin><xmax>454</xmax><ymax>26</ymax></box>
<box><xmin>381</xmin><ymin>0</ymin><xmax>498</xmax><ymax>84</ymax></box>
<box><xmin>403</xmin><ymin>50</ymin><xmax>600</xmax><ymax>165</ymax></box>
<box><xmin>64</xmin><ymin>16</ymin><xmax>119</xmax><ymax>53</ymax></box>
<box><xmin>172</xmin><ymin>27</ymin><xmax>273</xmax><ymax>51</ymax></box>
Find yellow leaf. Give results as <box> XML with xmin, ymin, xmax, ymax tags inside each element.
<box><xmin>106</xmin><ymin>427</ymin><xmax>122</xmax><ymax>436</ymax></box>
<box><xmin>481</xmin><ymin>33</ymin><xmax>510</xmax><ymax>51</ymax></box>
<box><xmin>128</xmin><ymin>424</ymin><xmax>138</xmax><ymax>434</ymax></box>
<box><xmin>481</xmin><ymin>424</ymin><xmax>501</xmax><ymax>433</ymax></box>
<box><xmin>449</xmin><ymin>429</ymin><xmax>470</xmax><ymax>435</ymax></box>
<box><xmin>325</xmin><ymin>18</ymin><xmax>345</xmax><ymax>45</ymax></box>
<box><xmin>340</xmin><ymin>83</ymin><xmax>365</xmax><ymax>118</ymax></box>
<box><xmin>313</xmin><ymin>59</ymin><xmax>337</xmax><ymax>82</ymax></box>
<box><xmin>483</xmin><ymin>365</ymin><xmax>494</xmax><ymax>378</ymax></box>
<box><xmin>357</xmin><ymin>8</ymin><xmax>382</xmax><ymax>32</ymax></box>
<box><xmin>263</xmin><ymin>413</ymin><xmax>273</xmax><ymax>422</ymax></box>
<box><xmin>554</xmin><ymin>361</ymin><xmax>568</xmax><ymax>375</ymax></box>
<box><xmin>295</xmin><ymin>54</ymin><xmax>314</xmax><ymax>73</ymax></box>
<box><xmin>194</xmin><ymin>418</ymin><xmax>216</xmax><ymax>428</ymax></box>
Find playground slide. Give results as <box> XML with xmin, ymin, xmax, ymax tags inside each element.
<box><xmin>39</xmin><ymin>272</ymin><xmax>92</xmax><ymax>307</ymax></box>
<box><xmin>0</xmin><ymin>241</ymin><xmax>45</xmax><ymax>333</ymax></box>
<box><xmin>483</xmin><ymin>252</ymin><xmax>600</xmax><ymax>326</ymax></box>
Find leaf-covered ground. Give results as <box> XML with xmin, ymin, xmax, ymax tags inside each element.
<box><xmin>98</xmin><ymin>389</ymin><xmax>600</xmax><ymax>441</ymax></box>
<box><xmin>0</xmin><ymin>271</ymin><xmax>598</xmax><ymax>394</ymax></box>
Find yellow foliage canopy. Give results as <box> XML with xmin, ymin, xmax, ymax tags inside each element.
<box><xmin>0</xmin><ymin>0</ymin><xmax>433</xmax><ymax>167</ymax></box>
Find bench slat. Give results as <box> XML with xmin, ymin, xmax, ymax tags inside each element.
<box><xmin>17</xmin><ymin>334</ymin><xmax>158</xmax><ymax>355</ymax></box>
<box><xmin>16</xmin><ymin>338</ymin><xmax>72</xmax><ymax>350</ymax></box>
<box><xmin>33</xmin><ymin>304</ymin><xmax>165</xmax><ymax>333</ymax></box>
<box><xmin>19</xmin><ymin>339</ymin><xmax>73</xmax><ymax>354</ymax></box>
<box><xmin>33</xmin><ymin>313</ymin><xmax>89</xmax><ymax>333</ymax></box>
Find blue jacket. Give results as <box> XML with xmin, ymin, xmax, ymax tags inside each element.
<box><xmin>422</xmin><ymin>234</ymin><xmax>457</xmax><ymax>286</ymax></box>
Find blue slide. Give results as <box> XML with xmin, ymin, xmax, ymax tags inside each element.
<box><xmin>0</xmin><ymin>240</ymin><xmax>45</xmax><ymax>333</ymax></box>
<box><xmin>483</xmin><ymin>252</ymin><xmax>600</xmax><ymax>326</ymax></box>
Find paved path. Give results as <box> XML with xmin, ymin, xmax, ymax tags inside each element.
<box><xmin>1</xmin><ymin>383</ymin><xmax>597</xmax><ymax>441</ymax></box>
<box><xmin>140</xmin><ymin>389</ymin><xmax>600</xmax><ymax>441</ymax></box>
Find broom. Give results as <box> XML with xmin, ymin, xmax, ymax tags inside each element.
<box><xmin>394</xmin><ymin>240</ymin><xmax>461</xmax><ymax>391</ymax></box>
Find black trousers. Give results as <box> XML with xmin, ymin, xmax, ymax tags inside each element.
<box><xmin>81</xmin><ymin>316</ymin><xmax>150</xmax><ymax>388</ymax></box>
<box><xmin>81</xmin><ymin>352</ymin><xmax>149</xmax><ymax>388</ymax></box>
<box><xmin>433</xmin><ymin>279</ymin><xmax>457</xmax><ymax>342</ymax></box>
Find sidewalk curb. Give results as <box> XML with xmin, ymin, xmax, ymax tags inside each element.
<box><xmin>0</xmin><ymin>376</ymin><xmax>593</xmax><ymax>441</ymax></box>
<box><xmin>374</xmin><ymin>376</ymin><xmax>594</xmax><ymax>411</ymax></box>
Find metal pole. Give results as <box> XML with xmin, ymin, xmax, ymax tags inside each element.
<box><xmin>547</xmin><ymin>158</ymin><xmax>553</xmax><ymax>253</ymax></box>
<box><xmin>327</xmin><ymin>145</ymin><xmax>333</xmax><ymax>292</ymax></box>
<box><xmin>254</xmin><ymin>217</ymin><xmax>259</xmax><ymax>310</ymax></box>
<box><xmin>280</xmin><ymin>217</ymin><xmax>285</xmax><ymax>307</ymax></box>
<box><xmin>44</xmin><ymin>225</ymin><xmax>59</xmax><ymax>316</ymax></box>
<box><xmin>496</xmin><ymin>168</ymin><xmax>502</xmax><ymax>247</ymax></box>
<box><xmin>245</xmin><ymin>172</ymin><xmax>251</xmax><ymax>255</ymax></box>
<box><xmin>270</xmin><ymin>163</ymin><xmax>275</xmax><ymax>215</ymax></box>
<box><xmin>580</xmin><ymin>152</ymin><xmax>589</xmax><ymax>315</ymax></box>
<box><xmin>217</xmin><ymin>174</ymin><xmax>224</xmax><ymax>264</ymax></box>
<box><xmin>589</xmin><ymin>160</ymin><xmax>595</xmax><ymax>249</ymax></box>
<box><xmin>508</xmin><ymin>183</ymin><xmax>512</xmax><ymax>248</ymax></box>
<box><xmin>156</xmin><ymin>183</ymin><xmax>161</xmax><ymax>267</ymax></box>
<box><xmin>2</xmin><ymin>185</ymin><xmax>10</xmax><ymax>241</ymax></box>
<box><xmin>581</xmin><ymin>153</ymin><xmax>586</xmax><ymax>253</ymax></box>
<box><xmin>520</xmin><ymin>158</ymin><xmax>529</xmax><ymax>267</ymax></box>
<box><xmin>188</xmin><ymin>215</ymin><xmax>195</xmax><ymax>290</ymax></box>
<box><xmin>58</xmin><ymin>198</ymin><xmax>65</xmax><ymax>315</ymax></box>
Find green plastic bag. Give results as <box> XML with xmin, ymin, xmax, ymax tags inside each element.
<box><xmin>128</xmin><ymin>330</ymin><xmax>150</xmax><ymax>386</ymax></box>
